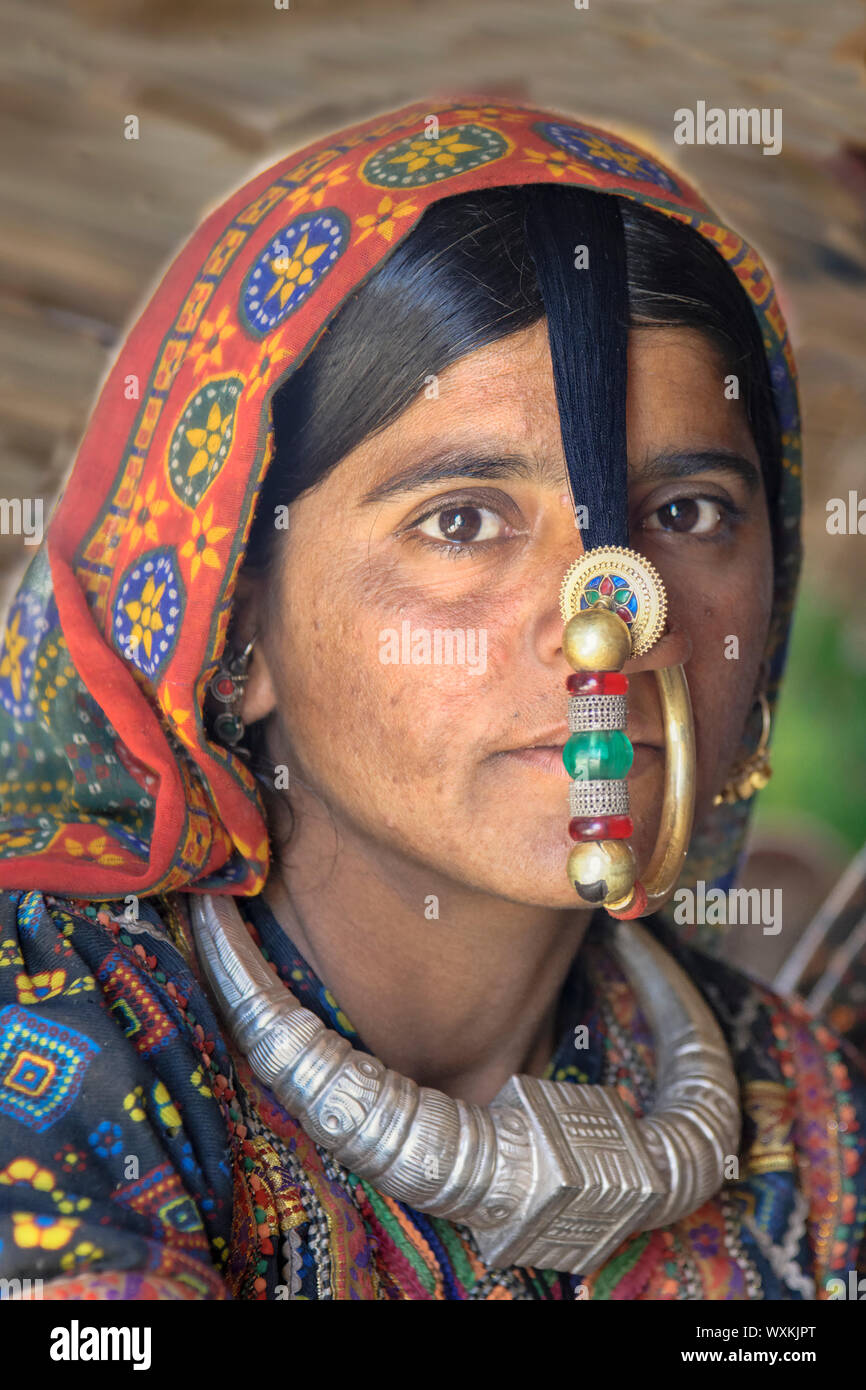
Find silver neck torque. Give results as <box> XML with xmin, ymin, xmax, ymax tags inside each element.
<box><xmin>190</xmin><ymin>893</ymin><xmax>740</xmax><ymax>1275</ymax></box>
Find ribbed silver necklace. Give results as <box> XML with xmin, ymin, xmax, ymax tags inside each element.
<box><xmin>191</xmin><ymin>893</ymin><xmax>740</xmax><ymax>1275</ymax></box>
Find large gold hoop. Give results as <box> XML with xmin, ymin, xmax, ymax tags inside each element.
<box><xmin>643</xmin><ymin>664</ymin><xmax>695</xmax><ymax>911</ymax></box>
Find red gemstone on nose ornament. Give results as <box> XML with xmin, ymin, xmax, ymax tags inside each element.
<box><xmin>566</xmin><ymin>672</ymin><xmax>629</xmax><ymax>696</ymax></box>
<box><xmin>568</xmin><ymin>816</ymin><xmax>634</xmax><ymax>842</ymax></box>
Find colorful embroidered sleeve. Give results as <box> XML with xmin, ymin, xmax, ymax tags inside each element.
<box><xmin>0</xmin><ymin>890</ymin><xmax>235</xmax><ymax>1298</ymax></box>
<box><xmin>668</xmin><ymin>934</ymin><xmax>866</xmax><ymax>1298</ymax></box>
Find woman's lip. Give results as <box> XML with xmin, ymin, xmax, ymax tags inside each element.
<box><xmin>499</xmin><ymin>743</ymin><xmax>661</xmax><ymax>778</ymax></box>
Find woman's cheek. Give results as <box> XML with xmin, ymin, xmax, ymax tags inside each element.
<box><xmin>279</xmin><ymin>590</ymin><xmax>458</xmax><ymax>801</ymax></box>
<box><xmin>680</xmin><ymin>587</ymin><xmax>768</xmax><ymax>817</ymax></box>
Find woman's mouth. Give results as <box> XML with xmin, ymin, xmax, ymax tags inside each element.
<box><xmin>499</xmin><ymin>742</ymin><xmax>661</xmax><ymax>778</ymax></box>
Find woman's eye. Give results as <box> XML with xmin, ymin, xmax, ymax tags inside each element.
<box><xmin>415</xmin><ymin>504</ymin><xmax>506</xmax><ymax>545</ymax></box>
<box><xmin>643</xmin><ymin>497</ymin><xmax>726</xmax><ymax>535</ymax></box>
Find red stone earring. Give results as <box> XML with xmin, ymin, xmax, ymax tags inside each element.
<box><xmin>206</xmin><ymin>635</ymin><xmax>257</xmax><ymax>748</ymax></box>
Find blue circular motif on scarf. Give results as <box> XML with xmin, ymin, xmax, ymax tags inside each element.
<box><xmin>534</xmin><ymin>122</ymin><xmax>680</xmax><ymax>195</ymax></box>
<box><xmin>112</xmin><ymin>550</ymin><xmax>184</xmax><ymax>682</ymax></box>
<box><xmin>240</xmin><ymin>210</ymin><xmax>349</xmax><ymax>337</ymax></box>
<box><xmin>0</xmin><ymin>588</ymin><xmax>58</xmax><ymax>722</ymax></box>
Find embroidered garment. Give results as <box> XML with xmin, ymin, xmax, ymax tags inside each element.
<box><xmin>0</xmin><ymin>887</ymin><xmax>863</xmax><ymax>1300</ymax></box>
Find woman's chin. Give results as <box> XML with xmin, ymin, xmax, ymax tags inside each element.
<box><xmin>462</xmin><ymin>783</ymin><xmax>662</xmax><ymax>910</ymax></box>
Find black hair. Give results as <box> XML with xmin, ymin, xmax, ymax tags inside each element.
<box><xmin>243</xmin><ymin>184</ymin><xmax>781</xmax><ymax>576</ymax></box>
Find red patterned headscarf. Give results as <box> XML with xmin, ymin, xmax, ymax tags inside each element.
<box><xmin>0</xmin><ymin>97</ymin><xmax>802</xmax><ymax>901</ymax></box>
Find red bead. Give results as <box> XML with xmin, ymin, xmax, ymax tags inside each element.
<box><xmin>566</xmin><ymin>671</ymin><xmax>629</xmax><ymax>696</ymax></box>
<box><xmin>215</xmin><ymin>676</ymin><xmax>235</xmax><ymax>696</ymax></box>
<box><xmin>568</xmin><ymin>815</ymin><xmax>634</xmax><ymax>842</ymax></box>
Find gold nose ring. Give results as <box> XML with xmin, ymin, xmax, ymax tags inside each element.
<box><xmin>559</xmin><ymin>546</ymin><xmax>695</xmax><ymax>918</ymax></box>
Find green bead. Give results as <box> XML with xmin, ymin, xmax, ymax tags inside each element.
<box><xmin>563</xmin><ymin>730</ymin><xmax>633</xmax><ymax>780</ymax></box>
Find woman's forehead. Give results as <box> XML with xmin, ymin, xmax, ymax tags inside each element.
<box><xmin>323</xmin><ymin>323</ymin><xmax>757</xmax><ymax>500</ymax></box>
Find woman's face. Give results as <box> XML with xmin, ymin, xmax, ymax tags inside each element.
<box><xmin>245</xmin><ymin>321</ymin><xmax>773</xmax><ymax>908</ymax></box>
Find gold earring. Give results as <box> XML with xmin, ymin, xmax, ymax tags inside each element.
<box><xmin>713</xmin><ymin>691</ymin><xmax>772</xmax><ymax>806</ymax></box>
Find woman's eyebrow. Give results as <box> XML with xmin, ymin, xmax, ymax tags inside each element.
<box><xmin>631</xmin><ymin>449</ymin><xmax>762</xmax><ymax>493</ymax></box>
<box><xmin>359</xmin><ymin>445</ymin><xmax>762</xmax><ymax>506</ymax></box>
<box><xmin>359</xmin><ymin>448</ymin><xmax>544</xmax><ymax>504</ymax></box>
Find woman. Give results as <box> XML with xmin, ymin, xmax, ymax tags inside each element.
<box><xmin>0</xmin><ymin>96</ymin><xmax>863</xmax><ymax>1300</ymax></box>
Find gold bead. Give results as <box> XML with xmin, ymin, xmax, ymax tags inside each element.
<box><xmin>562</xmin><ymin>607</ymin><xmax>631</xmax><ymax>673</ymax></box>
<box><xmin>604</xmin><ymin>887</ymin><xmax>637</xmax><ymax>913</ymax></box>
<box><xmin>566</xmin><ymin>839</ymin><xmax>636</xmax><ymax>908</ymax></box>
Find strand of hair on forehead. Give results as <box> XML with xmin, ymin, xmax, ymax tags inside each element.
<box><xmin>521</xmin><ymin>184</ymin><xmax>630</xmax><ymax>552</ymax></box>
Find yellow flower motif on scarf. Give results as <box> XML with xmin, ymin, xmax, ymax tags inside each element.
<box><xmin>184</xmin><ymin>402</ymin><xmax>234</xmax><ymax>480</ymax></box>
<box><xmin>246</xmin><ymin>329</ymin><xmax>292</xmax><ymax>401</ymax></box>
<box><xmin>578</xmin><ymin>134</ymin><xmax>643</xmax><ymax>176</ymax></box>
<box><xmin>160</xmin><ymin>682</ymin><xmax>195</xmax><ymax>749</ymax></box>
<box><xmin>180</xmin><ymin>503</ymin><xmax>230</xmax><ymax>582</ymax></box>
<box><xmin>15</xmin><ymin>968</ymin><xmax>66</xmax><ymax>1004</ymax></box>
<box><xmin>65</xmin><ymin>974</ymin><xmax>96</xmax><ymax>995</ymax></box>
<box><xmin>60</xmin><ymin>1239</ymin><xmax>104</xmax><ymax>1271</ymax></box>
<box><xmin>0</xmin><ymin>937</ymin><xmax>24</xmax><ymax>968</ymax></box>
<box><xmin>781</xmin><ymin>432</ymin><xmax>801</xmax><ymax>477</ymax></box>
<box><xmin>386</xmin><ymin>131</ymin><xmax>481</xmax><ymax>174</ymax></box>
<box><xmin>189</xmin><ymin>303</ymin><xmax>237</xmax><ymax>379</ymax></box>
<box><xmin>12</xmin><ymin>1211</ymin><xmax>79</xmax><ymax>1251</ymax></box>
<box><xmin>265</xmin><ymin>232</ymin><xmax>330</xmax><ymax>309</ymax></box>
<box><xmin>211</xmin><ymin>1234</ymin><xmax>228</xmax><ymax>1266</ymax></box>
<box><xmin>123</xmin><ymin>1086</ymin><xmax>146</xmax><ymax>1122</ymax></box>
<box><xmin>0</xmin><ymin>1158</ymin><xmax>55</xmax><ymax>1191</ymax></box>
<box><xmin>521</xmin><ymin>146</ymin><xmax>601</xmax><ymax>182</ymax></box>
<box><xmin>51</xmin><ymin>1188</ymin><xmax>92</xmax><ymax>1216</ymax></box>
<box><xmin>123</xmin><ymin>573</ymin><xmax>165</xmax><ymax>660</ymax></box>
<box><xmin>449</xmin><ymin>105</ymin><xmax>511</xmax><ymax>121</ymax></box>
<box><xmin>0</xmin><ymin>608</ymin><xmax>29</xmax><ymax>704</ymax></box>
<box><xmin>355</xmin><ymin>195</ymin><xmax>419</xmax><ymax>245</ymax></box>
<box><xmin>284</xmin><ymin>163</ymin><xmax>351</xmax><ymax>212</ymax></box>
<box><xmin>0</xmin><ymin>829</ymin><xmax>35</xmax><ymax>853</ymax></box>
<box><xmin>233</xmin><ymin>833</ymin><xmax>269</xmax><ymax>866</ymax></box>
<box><xmin>153</xmin><ymin>1079</ymin><xmax>181</xmax><ymax>1130</ymax></box>
<box><xmin>129</xmin><ymin>477</ymin><xmax>170</xmax><ymax>550</ymax></box>
<box><xmin>63</xmin><ymin>833</ymin><xmax>124</xmax><ymax>868</ymax></box>
<box><xmin>323</xmin><ymin>987</ymin><xmax>356</xmax><ymax>1036</ymax></box>
<box><xmin>190</xmin><ymin>1065</ymin><xmax>212</xmax><ymax>1098</ymax></box>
